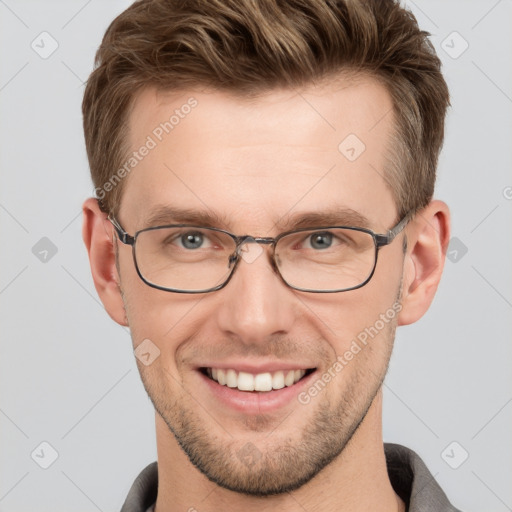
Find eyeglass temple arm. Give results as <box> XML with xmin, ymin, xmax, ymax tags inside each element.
<box><xmin>108</xmin><ymin>215</ymin><xmax>135</xmax><ymax>245</ymax></box>
<box><xmin>374</xmin><ymin>211</ymin><xmax>414</xmax><ymax>248</ymax></box>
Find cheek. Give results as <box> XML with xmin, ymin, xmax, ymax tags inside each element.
<box><xmin>304</xmin><ymin>288</ymin><xmax>399</xmax><ymax>343</ymax></box>
<box><xmin>137</xmin><ymin>355</ymin><xmax>187</xmax><ymax>417</ymax></box>
<box><xmin>121</xmin><ymin>273</ymin><xmax>209</xmax><ymax>367</ymax></box>
<box><xmin>298</xmin><ymin>256</ymin><xmax>402</xmax><ymax>355</ymax></box>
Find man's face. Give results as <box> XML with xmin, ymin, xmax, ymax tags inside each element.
<box><xmin>116</xmin><ymin>77</ymin><xmax>405</xmax><ymax>495</ymax></box>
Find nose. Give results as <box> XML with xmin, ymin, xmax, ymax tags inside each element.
<box><xmin>215</xmin><ymin>241</ymin><xmax>296</xmax><ymax>345</ymax></box>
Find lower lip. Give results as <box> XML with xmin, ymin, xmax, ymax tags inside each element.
<box><xmin>198</xmin><ymin>369</ymin><xmax>317</xmax><ymax>414</ymax></box>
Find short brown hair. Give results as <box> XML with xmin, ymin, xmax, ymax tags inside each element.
<box><xmin>82</xmin><ymin>0</ymin><xmax>450</xmax><ymax>218</ymax></box>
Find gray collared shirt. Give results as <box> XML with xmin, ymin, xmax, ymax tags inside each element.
<box><xmin>120</xmin><ymin>443</ymin><xmax>463</xmax><ymax>511</ymax></box>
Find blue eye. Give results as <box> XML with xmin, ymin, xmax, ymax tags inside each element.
<box><xmin>309</xmin><ymin>232</ymin><xmax>333</xmax><ymax>249</ymax></box>
<box><xmin>180</xmin><ymin>232</ymin><xmax>204</xmax><ymax>249</ymax></box>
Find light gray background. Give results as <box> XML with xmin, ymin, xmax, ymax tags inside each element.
<box><xmin>1</xmin><ymin>1</ymin><xmax>511</xmax><ymax>511</ymax></box>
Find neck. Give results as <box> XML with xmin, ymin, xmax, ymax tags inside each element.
<box><xmin>154</xmin><ymin>390</ymin><xmax>405</xmax><ymax>512</ymax></box>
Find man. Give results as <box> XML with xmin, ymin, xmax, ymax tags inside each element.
<box><xmin>81</xmin><ymin>0</ymin><xmax>461</xmax><ymax>510</ymax></box>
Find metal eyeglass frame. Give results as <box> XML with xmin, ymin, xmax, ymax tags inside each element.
<box><xmin>108</xmin><ymin>211</ymin><xmax>413</xmax><ymax>294</ymax></box>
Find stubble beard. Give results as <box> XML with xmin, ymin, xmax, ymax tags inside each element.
<box><xmin>137</xmin><ymin>320</ymin><xmax>397</xmax><ymax>497</ymax></box>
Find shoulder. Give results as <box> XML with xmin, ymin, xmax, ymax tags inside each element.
<box><xmin>120</xmin><ymin>461</ymin><xmax>158</xmax><ymax>512</ymax></box>
<box><xmin>384</xmin><ymin>443</ymin><xmax>464</xmax><ymax>512</ymax></box>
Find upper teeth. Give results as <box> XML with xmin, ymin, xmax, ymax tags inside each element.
<box><xmin>207</xmin><ymin>368</ymin><xmax>307</xmax><ymax>392</ymax></box>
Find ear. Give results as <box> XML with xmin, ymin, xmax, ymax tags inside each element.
<box><xmin>397</xmin><ymin>200</ymin><xmax>450</xmax><ymax>326</ymax></box>
<box><xmin>82</xmin><ymin>197</ymin><xmax>128</xmax><ymax>326</ymax></box>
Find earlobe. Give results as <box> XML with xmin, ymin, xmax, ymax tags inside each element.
<box><xmin>397</xmin><ymin>200</ymin><xmax>450</xmax><ymax>326</ymax></box>
<box><xmin>82</xmin><ymin>197</ymin><xmax>128</xmax><ymax>326</ymax></box>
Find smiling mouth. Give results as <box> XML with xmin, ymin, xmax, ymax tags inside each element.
<box><xmin>200</xmin><ymin>367</ymin><xmax>316</xmax><ymax>392</ymax></box>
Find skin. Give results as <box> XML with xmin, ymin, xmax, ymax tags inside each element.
<box><xmin>83</xmin><ymin>76</ymin><xmax>450</xmax><ymax>512</ymax></box>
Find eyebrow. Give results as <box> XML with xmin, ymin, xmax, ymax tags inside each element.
<box><xmin>142</xmin><ymin>206</ymin><xmax>229</xmax><ymax>230</ymax></box>
<box><xmin>141</xmin><ymin>206</ymin><xmax>373</xmax><ymax>232</ymax></box>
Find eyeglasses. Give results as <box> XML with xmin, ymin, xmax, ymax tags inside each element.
<box><xmin>109</xmin><ymin>212</ymin><xmax>412</xmax><ymax>294</ymax></box>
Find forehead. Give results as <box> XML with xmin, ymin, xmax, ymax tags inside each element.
<box><xmin>120</xmin><ymin>76</ymin><xmax>397</xmax><ymax>233</ymax></box>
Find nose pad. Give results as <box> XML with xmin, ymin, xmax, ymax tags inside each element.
<box><xmin>239</xmin><ymin>238</ymin><xmax>265</xmax><ymax>264</ymax></box>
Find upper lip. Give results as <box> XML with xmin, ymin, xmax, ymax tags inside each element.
<box><xmin>197</xmin><ymin>361</ymin><xmax>316</xmax><ymax>373</ymax></box>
